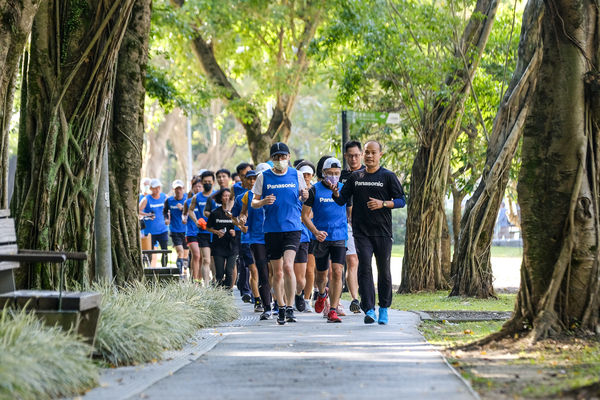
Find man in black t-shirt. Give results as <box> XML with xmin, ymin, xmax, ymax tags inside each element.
<box><xmin>332</xmin><ymin>140</ymin><xmax>405</xmax><ymax>325</ymax></box>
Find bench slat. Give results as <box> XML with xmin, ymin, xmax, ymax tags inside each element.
<box><xmin>0</xmin><ymin>291</ymin><xmax>102</xmax><ymax>311</ymax></box>
<box><xmin>0</xmin><ymin>244</ymin><xmax>18</xmax><ymax>271</ymax></box>
<box><xmin>0</xmin><ymin>253</ymin><xmax>66</xmax><ymax>263</ymax></box>
<box><xmin>19</xmin><ymin>249</ymin><xmax>87</xmax><ymax>261</ymax></box>
<box><xmin>0</xmin><ymin>218</ymin><xmax>16</xmax><ymax>244</ymax></box>
<box><xmin>144</xmin><ymin>267</ymin><xmax>179</xmax><ymax>275</ymax></box>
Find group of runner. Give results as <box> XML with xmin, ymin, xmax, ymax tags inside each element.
<box><xmin>139</xmin><ymin>139</ymin><xmax>405</xmax><ymax>326</ymax></box>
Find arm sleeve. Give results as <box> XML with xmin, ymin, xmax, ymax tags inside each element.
<box><xmin>304</xmin><ymin>187</ymin><xmax>316</xmax><ymax>208</ymax></box>
<box><xmin>297</xmin><ymin>170</ymin><xmax>307</xmax><ymax>191</ymax></box>
<box><xmin>252</xmin><ymin>174</ymin><xmax>264</xmax><ymax>197</ymax></box>
<box><xmin>388</xmin><ymin>172</ymin><xmax>406</xmax><ymax>208</ymax></box>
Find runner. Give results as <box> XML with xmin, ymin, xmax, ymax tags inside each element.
<box><xmin>188</xmin><ymin>171</ymin><xmax>216</xmax><ymax>286</ymax></box>
<box><xmin>332</xmin><ymin>140</ymin><xmax>406</xmax><ymax>325</ymax></box>
<box><xmin>233</xmin><ymin>162</ymin><xmax>254</xmax><ymax>300</ymax></box>
<box><xmin>206</xmin><ymin>188</ymin><xmax>238</xmax><ymax>288</ymax></box>
<box><xmin>139</xmin><ymin>179</ymin><xmax>169</xmax><ymax>267</ymax></box>
<box><xmin>302</xmin><ymin>157</ymin><xmax>347</xmax><ymax>323</ymax></box>
<box><xmin>183</xmin><ymin>177</ymin><xmax>202</xmax><ymax>283</ymax></box>
<box><xmin>293</xmin><ymin>161</ymin><xmax>315</xmax><ymax>312</ymax></box>
<box><xmin>164</xmin><ymin>179</ymin><xmax>188</xmax><ymax>276</ymax></box>
<box><xmin>251</xmin><ymin>143</ymin><xmax>308</xmax><ymax>325</ymax></box>
<box><xmin>340</xmin><ymin>141</ymin><xmax>365</xmax><ymax>313</ymax></box>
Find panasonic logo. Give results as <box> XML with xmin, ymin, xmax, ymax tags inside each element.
<box><xmin>266</xmin><ymin>183</ymin><xmax>296</xmax><ymax>189</ymax></box>
<box><xmin>216</xmin><ymin>219</ymin><xmax>231</xmax><ymax>223</ymax></box>
<box><xmin>149</xmin><ymin>203</ymin><xmax>163</xmax><ymax>208</ymax></box>
<box><xmin>355</xmin><ymin>181</ymin><xmax>384</xmax><ymax>187</ymax></box>
<box><xmin>319</xmin><ymin>197</ymin><xmax>335</xmax><ymax>203</ymax></box>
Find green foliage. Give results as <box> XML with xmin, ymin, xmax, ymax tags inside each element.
<box><xmin>390</xmin><ymin>291</ymin><xmax>516</xmax><ymax>312</ymax></box>
<box><xmin>0</xmin><ymin>308</ymin><xmax>98</xmax><ymax>399</ymax></box>
<box><xmin>94</xmin><ymin>281</ymin><xmax>238</xmax><ymax>366</ymax></box>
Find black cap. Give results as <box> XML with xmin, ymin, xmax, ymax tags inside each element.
<box><xmin>245</xmin><ymin>170</ymin><xmax>258</xmax><ymax>178</ymax></box>
<box><xmin>270</xmin><ymin>142</ymin><xmax>290</xmax><ymax>157</ymax></box>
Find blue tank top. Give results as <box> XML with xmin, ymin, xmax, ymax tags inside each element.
<box><xmin>261</xmin><ymin>168</ymin><xmax>302</xmax><ymax>233</ymax></box>
<box><xmin>166</xmin><ymin>196</ymin><xmax>186</xmax><ymax>233</ymax></box>
<box><xmin>311</xmin><ymin>181</ymin><xmax>348</xmax><ymax>241</ymax></box>
<box><xmin>195</xmin><ymin>191</ymin><xmax>214</xmax><ymax>235</ymax></box>
<box><xmin>298</xmin><ymin>199</ymin><xmax>311</xmax><ymax>243</ymax></box>
<box><xmin>185</xmin><ymin>196</ymin><xmax>200</xmax><ymax>237</ymax></box>
<box><xmin>245</xmin><ymin>191</ymin><xmax>265</xmax><ymax>244</ymax></box>
<box><xmin>232</xmin><ymin>190</ymin><xmax>249</xmax><ymax>243</ymax></box>
<box><xmin>143</xmin><ymin>193</ymin><xmax>168</xmax><ymax>235</ymax></box>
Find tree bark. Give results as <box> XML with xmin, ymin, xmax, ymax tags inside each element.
<box><xmin>109</xmin><ymin>0</ymin><xmax>151</xmax><ymax>284</ymax></box>
<box><xmin>475</xmin><ymin>0</ymin><xmax>600</xmax><ymax>344</ymax></box>
<box><xmin>400</xmin><ymin>0</ymin><xmax>500</xmax><ymax>293</ymax></box>
<box><xmin>0</xmin><ymin>0</ymin><xmax>42</xmax><ymax>209</ymax></box>
<box><xmin>450</xmin><ymin>0</ymin><xmax>543</xmax><ymax>298</ymax></box>
<box><xmin>11</xmin><ymin>0</ymin><xmax>135</xmax><ymax>289</ymax></box>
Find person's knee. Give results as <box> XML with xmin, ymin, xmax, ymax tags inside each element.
<box><xmin>332</xmin><ymin>265</ymin><xmax>343</xmax><ymax>280</ymax></box>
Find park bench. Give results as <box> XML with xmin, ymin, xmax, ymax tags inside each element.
<box><xmin>0</xmin><ymin>210</ymin><xmax>101</xmax><ymax>345</ymax></box>
<box><xmin>142</xmin><ymin>249</ymin><xmax>179</xmax><ymax>281</ymax></box>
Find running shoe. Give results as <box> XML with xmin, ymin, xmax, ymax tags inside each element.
<box><xmin>295</xmin><ymin>294</ymin><xmax>306</xmax><ymax>312</ymax></box>
<box><xmin>241</xmin><ymin>293</ymin><xmax>252</xmax><ymax>303</ymax></box>
<box><xmin>254</xmin><ymin>301</ymin><xmax>264</xmax><ymax>313</ymax></box>
<box><xmin>285</xmin><ymin>307</ymin><xmax>297</xmax><ymax>323</ymax></box>
<box><xmin>349</xmin><ymin>299</ymin><xmax>361</xmax><ymax>314</ymax></box>
<box><xmin>322</xmin><ymin>298</ymin><xmax>330</xmax><ymax>318</ymax></box>
<box><xmin>378</xmin><ymin>307</ymin><xmax>389</xmax><ymax>325</ymax></box>
<box><xmin>327</xmin><ymin>309</ymin><xmax>342</xmax><ymax>323</ymax></box>
<box><xmin>364</xmin><ymin>308</ymin><xmax>377</xmax><ymax>324</ymax></box>
<box><xmin>314</xmin><ymin>289</ymin><xmax>328</xmax><ymax>313</ymax></box>
<box><xmin>277</xmin><ymin>307</ymin><xmax>286</xmax><ymax>325</ymax></box>
<box><xmin>272</xmin><ymin>301</ymin><xmax>279</xmax><ymax>315</ymax></box>
<box><xmin>336</xmin><ymin>303</ymin><xmax>346</xmax><ymax>316</ymax></box>
<box><xmin>260</xmin><ymin>311</ymin><xmax>271</xmax><ymax>320</ymax></box>
<box><xmin>303</xmin><ymin>299</ymin><xmax>313</xmax><ymax>313</ymax></box>
<box><xmin>311</xmin><ymin>289</ymin><xmax>319</xmax><ymax>307</ymax></box>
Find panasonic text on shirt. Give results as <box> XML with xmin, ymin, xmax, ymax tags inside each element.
<box><xmin>149</xmin><ymin>203</ymin><xmax>163</xmax><ymax>208</ymax></box>
<box><xmin>216</xmin><ymin>219</ymin><xmax>232</xmax><ymax>223</ymax></box>
<box><xmin>319</xmin><ymin>197</ymin><xmax>335</xmax><ymax>203</ymax></box>
<box><xmin>266</xmin><ymin>183</ymin><xmax>297</xmax><ymax>189</ymax></box>
<box><xmin>355</xmin><ymin>181</ymin><xmax>384</xmax><ymax>187</ymax></box>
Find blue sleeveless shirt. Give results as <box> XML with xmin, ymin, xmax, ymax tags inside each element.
<box><xmin>261</xmin><ymin>168</ymin><xmax>302</xmax><ymax>233</ymax></box>
<box><xmin>143</xmin><ymin>193</ymin><xmax>168</xmax><ymax>235</ymax></box>
<box><xmin>166</xmin><ymin>196</ymin><xmax>186</xmax><ymax>233</ymax></box>
<box><xmin>311</xmin><ymin>181</ymin><xmax>347</xmax><ymax>241</ymax></box>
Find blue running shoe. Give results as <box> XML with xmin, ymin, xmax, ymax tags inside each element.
<box><xmin>378</xmin><ymin>307</ymin><xmax>389</xmax><ymax>325</ymax></box>
<box><xmin>364</xmin><ymin>308</ymin><xmax>376</xmax><ymax>324</ymax></box>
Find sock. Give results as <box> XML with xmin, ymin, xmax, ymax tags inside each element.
<box><xmin>319</xmin><ymin>291</ymin><xmax>326</xmax><ymax>298</ymax></box>
<box><xmin>330</xmin><ymin>307</ymin><xmax>335</xmax><ymax>311</ymax></box>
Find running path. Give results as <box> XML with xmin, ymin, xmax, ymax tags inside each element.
<box><xmin>135</xmin><ymin>298</ymin><xmax>478</xmax><ymax>400</ymax></box>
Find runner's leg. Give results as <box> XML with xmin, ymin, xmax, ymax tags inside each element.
<box><xmin>354</xmin><ymin>235</ymin><xmax>376</xmax><ymax>312</ymax></box>
<box><xmin>200</xmin><ymin>246</ymin><xmax>211</xmax><ymax>287</ymax></box>
<box><xmin>373</xmin><ymin>236</ymin><xmax>393</xmax><ymax>308</ymax></box>
<box><xmin>213</xmin><ymin>255</ymin><xmax>226</xmax><ymax>285</ymax></box>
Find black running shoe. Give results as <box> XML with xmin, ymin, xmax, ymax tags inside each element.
<box><xmin>294</xmin><ymin>294</ymin><xmax>306</xmax><ymax>312</ymax></box>
<box><xmin>260</xmin><ymin>311</ymin><xmax>271</xmax><ymax>320</ymax></box>
<box><xmin>350</xmin><ymin>299</ymin><xmax>361</xmax><ymax>313</ymax></box>
<box><xmin>277</xmin><ymin>307</ymin><xmax>286</xmax><ymax>325</ymax></box>
<box><xmin>241</xmin><ymin>293</ymin><xmax>252</xmax><ymax>303</ymax></box>
<box><xmin>312</xmin><ymin>290</ymin><xmax>319</xmax><ymax>301</ymax></box>
<box><xmin>285</xmin><ymin>307</ymin><xmax>297</xmax><ymax>323</ymax></box>
<box><xmin>254</xmin><ymin>302</ymin><xmax>264</xmax><ymax>313</ymax></box>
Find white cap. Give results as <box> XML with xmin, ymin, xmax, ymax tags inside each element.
<box><xmin>256</xmin><ymin>163</ymin><xmax>271</xmax><ymax>173</ymax></box>
<box><xmin>197</xmin><ymin>169</ymin><xmax>207</xmax><ymax>176</ymax></box>
<box><xmin>172</xmin><ymin>179</ymin><xmax>184</xmax><ymax>189</ymax></box>
<box><xmin>323</xmin><ymin>157</ymin><xmax>342</xmax><ymax>170</ymax></box>
<box><xmin>150</xmin><ymin>178</ymin><xmax>162</xmax><ymax>188</ymax></box>
<box><xmin>141</xmin><ymin>177</ymin><xmax>151</xmax><ymax>186</ymax></box>
<box><xmin>299</xmin><ymin>165</ymin><xmax>314</xmax><ymax>175</ymax></box>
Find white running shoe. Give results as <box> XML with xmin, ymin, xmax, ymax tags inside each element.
<box><xmin>303</xmin><ymin>299</ymin><xmax>313</xmax><ymax>313</ymax></box>
<box><xmin>336</xmin><ymin>303</ymin><xmax>347</xmax><ymax>316</ymax></box>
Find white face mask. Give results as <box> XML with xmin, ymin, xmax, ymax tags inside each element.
<box><xmin>273</xmin><ymin>159</ymin><xmax>288</xmax><ymax>171</ymax></box>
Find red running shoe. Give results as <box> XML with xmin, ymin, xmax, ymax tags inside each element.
<box><xmin>327</xmin><ymin>309</ymin><xmax>342</xmax><ymax>323</ymax></box>
<box><xmin>314</xmin><ymin>289</ymin><xmax>328</xmax><ymax>313</ymax></box>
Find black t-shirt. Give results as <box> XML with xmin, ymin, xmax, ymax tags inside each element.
<box><xmin>340</xmin><ymin>165</ymin><xmax>365</xmax><ymax>185</ymax></box>
<box><xmin>334</xmin><ymin>167</ymin><xmax>405</xmax><ymax>237</ymax></box>
<box><xmin>206</xmin><ymin>207</ymin><xmax>237</xmax><ymax>256</ymax></box>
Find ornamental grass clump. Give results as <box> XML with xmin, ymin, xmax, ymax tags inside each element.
<box><xmin>94</xmin><ymin>281</ymin><xmax>238</xmax><ymax>367</ymax></box>
<box><xmin>0</xmin><ymin>308</ymin><xmax>98</xmax><ymax>400</ymax></box>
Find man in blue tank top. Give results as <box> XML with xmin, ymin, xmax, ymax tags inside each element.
<box><xmin>139</xmin><ymin>179</ymin><xmax>169</xmax><ymax>267</ymax></box>
<box><xmin>252</xmin><ymin>142</ymin><xmax>308</xmax><ymax>325</ymax></box>
<box><xmin>188</xmin><ymin>171</ymin><xmax>216</xmax><ymax>285</ymax></box>
<box><xmin>302</xmin><ymin>157</ymin><xmax>348</xmax><ymax>323</ymax></box>
<box><xmin>164</xmin><ymin>179</ymin><xmax>188</xmax><ymax>276</ymax></box>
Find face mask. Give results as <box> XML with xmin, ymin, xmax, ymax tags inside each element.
<box><xmin>143</xmin><ymin>185</ymin><xmax>150</xmax><ymax>193</ymax></box>
<box><xmin>273</xmin><ymin>159</ymin><xmax>288</xmax><ymax>171</ymax></box>
<box><xmin>203</xmin><ymin>183</ymin><xmax>212</xmax><ymax>192</ymax></box>
<box><xmin>325</xmin><ymin>175</ymin><xmax>339</xmax><ymax>187</ymax></box>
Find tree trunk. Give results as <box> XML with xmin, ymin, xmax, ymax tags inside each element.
<box><xmin>109</xmin><ymin>0</ymin><xmax>151</xmax><ymax>284</ymax></box>
<box><xmin>400</xmin><ymin>0</ymin><xmax>500</xmax><ymax>293</ymax></box>
<box><xmin>449</xmin><ymin>185</ymin><xmax>465</xmax><ymax>279</ymax></box>
<box><xmin>477</xmin><ymin>0</ymin><xmax>600</xmax><ymax>344</ymax></box>
<box><xmin>441</xmin><ymin>211</ymin><xmax>452</xmax><ymax>282</ymax></box>
<box><xmin>0</xmin><ymin>0</ymin><xmax>42</xmax><ymax>209</ymax></box>
<box><xmin>11</xmin><ymin>0</ymin><xmax>135</xmax><ymax>289</ymax></box>
<box><xmin>450</xmin><ymin>0</ymin><xmax>543</xmax><ymax>298</ymax></box>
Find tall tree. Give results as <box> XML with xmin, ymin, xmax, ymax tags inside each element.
<box><xmin>12</xmin><ymin>0</ymin><xmax>135</xmax><ymax>288</ymax></box>
<box><xmin>399</xmin><ymin>0</ymin><xmax>500</xmax><ymax>293</ymax></box>
<box><xmin>0</xmin><ymin>0</ymin><xmax>42</xmax><ymax>208</ymax></box>
<box><xmin>168</xmin><ymin>0</ymin><xmax>324</xmax><ymax>163</ymax></box>
<box><xmin>479</xmin><ymin>0</ymin><xmax>600</xmax><ymax>343</ymax></box>
<box><xmin>451</xmin><ymin>0</ymin><xmax>543</xmax><ymax>298</ymax></box>
<box><xmin>109</xmin><ymin>0</ymin><xmax>152</xmax><ymax>284</ymax></box>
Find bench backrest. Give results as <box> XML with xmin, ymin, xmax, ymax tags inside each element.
<box><xmin>0</xmin><ymin>211</ymin><xmax>18</xmax><ymax>292</ymax></box>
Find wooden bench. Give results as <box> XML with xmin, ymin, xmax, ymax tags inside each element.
<box><xmin>0</xmin><ymin>210</ymin><xmax>101</xmax><ymax>345</ymax></box>
<box><xmin>142</xmin><ymin>249</ymin><xmax>179</xmax><ymax>281</ymax></box>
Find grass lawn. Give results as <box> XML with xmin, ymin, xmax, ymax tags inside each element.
<box><xmin>391</xmin><ymin>290</ymin><xmax>516</xmax><ymax>312</ymax></box>
<box><xmin>391</xmin><ymin>244</ymin><xmax>523</xmax><ymax>258</ymax></box>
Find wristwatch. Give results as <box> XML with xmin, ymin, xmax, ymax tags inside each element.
<box><xmin>382</xmin><ymin>201</ymin><xmax>387</xmax><ymax>208</ymax></box>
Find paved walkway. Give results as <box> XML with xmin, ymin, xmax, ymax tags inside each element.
<box><xmin>84</xmin><ymin>297</ymin><xmax>478</xmax><ymax>400</ymax></box>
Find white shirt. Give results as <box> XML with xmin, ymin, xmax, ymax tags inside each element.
<box><xmin>252</xmin><ymin>168</ymin><xmax>307</xmax><ymax>197</ymax></box>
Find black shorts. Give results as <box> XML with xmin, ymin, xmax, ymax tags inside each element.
<box><xmin>314</xmin><ymin>240</ymin><xmax>346</xmax><ymax>271</ymax></box>
<box><xmin>170</xmin><ymin>232</ymin><xmax>188</xmax><ymax>249</ymax></box>
<box><xmin>151</xmin><ymin>231</ymin><xmax>169</xmax><ymax>249</ymax></box>
<box><xmin>308</xmin><ymin>240</ymin><xmax>318</xmax><ymax>255</ymax></box>
<box><xmin>294</xmin><ymin>242</ymin><xmax>309</xmax><ymax>263</ymax></box>
<box><xmin>265</xmin><ymin>231</ymin><xmax>301</xmax><ymax>261</ymax></box>
<box><xmin>239</xmin><ymin>243</ymin><xmax>254</xmax><ymax>266</ymax></box>
<box><xmin>197</xmin><ymin>233</ymin><xmax>211</xmax><ymax>248</ymax></box>
<box><xmin>186</xmin><ymin>235</ymin><xmax>198</xmax><ymax>244</ymax></box>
